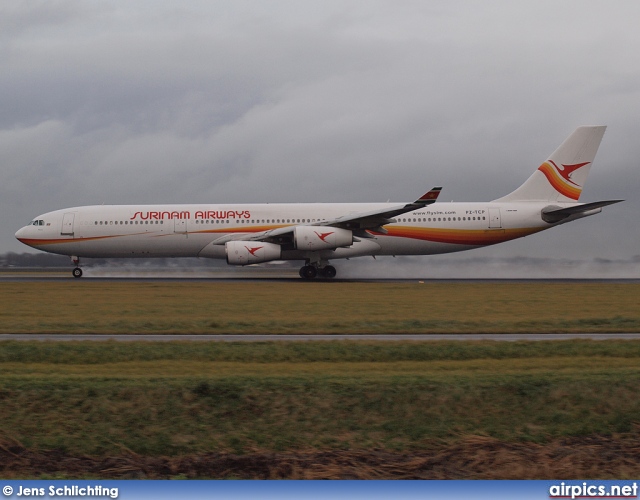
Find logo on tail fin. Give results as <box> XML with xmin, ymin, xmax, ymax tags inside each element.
<box><xmin>537</xmin><ymin>161</ymin><xmax>590</xmax><ymax>200</ymax></box>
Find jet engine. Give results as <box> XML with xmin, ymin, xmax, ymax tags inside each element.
<box><xmin>293</xmin><ymin>226</ymin><xmax>353</xmax><ymax>250</ymax></box>
<box><xmin>225</xmin><ymin>241</ymin><xmax>281</xmax><ymax>265</ymax></box>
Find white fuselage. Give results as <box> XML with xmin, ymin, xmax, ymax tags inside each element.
<box><xmin>13</xmin><ymin>126</ymin><xmax>616</xmax><ymax>278</ymax></box>
<box><xmin>14</xmin><ymin>201</ymin><xmax>581</xmax><ymax>262</ymax></box>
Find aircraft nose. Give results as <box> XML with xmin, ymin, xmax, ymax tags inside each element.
<box><xmin>15</xmin><ymin>226</ymin><xmax>28</xmax><ymax>241</ymax></box>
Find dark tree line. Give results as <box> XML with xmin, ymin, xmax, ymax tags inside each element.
<box><xmin>0</xmin><ymin>253</ymin><xmax>221</xmax><ymax>268</ymax></box>
<box><xmin>1</xmin><ymin>252</ymin><xmax>70</xmax><ymax>267</ymax></box>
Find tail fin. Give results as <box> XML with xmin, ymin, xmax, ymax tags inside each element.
<box><xmin>493</xmin><ymin>126</ymin><xmax>607</xmax><ymax>202</ymax></box>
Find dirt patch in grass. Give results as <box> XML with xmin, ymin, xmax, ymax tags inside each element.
<box><xmin>2</xmin><ymin>432</ymin><xmax>639</xmax><ymax>479</ymax></box>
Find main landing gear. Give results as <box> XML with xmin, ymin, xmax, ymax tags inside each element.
<box><xmin>70</xmin><ymin>256</ymin><xmax>83</xmax><ymax>278</ymax></box>
<box><xmin>299</xmin><ymin>264</ymin><xmax>337</xmax><ymax>279</ymax></box>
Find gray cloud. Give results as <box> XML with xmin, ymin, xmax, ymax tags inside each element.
<box><xmin>2</xmin><ymin>1</ymin><xmax>637</xmax><ymax>268</ymax></box>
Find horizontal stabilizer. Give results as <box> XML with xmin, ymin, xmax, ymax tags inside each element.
<box><xmin>541</xmin><ymin>200</ymin><xmax>623</xmax><ymax>223</ymax></box>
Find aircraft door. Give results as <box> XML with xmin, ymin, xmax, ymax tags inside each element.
<box><xmin>489</xmin><ymin>208</ymin><xmax>502</xmax><ymax>228</ymax></box>
<box><xmin>174</xmin><ymin>218</ymin><xmax>188</xmax><ymax>234</ymax></box>
<box><xmin>61</xmin><ymin>213</ymin><xmax>75</xmax><ymax>235</ymax></box>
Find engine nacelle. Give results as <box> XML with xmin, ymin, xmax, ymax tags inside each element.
<box><xmin>225</xmin><ymin>241</ymin><xmax>281</xmax><ymax>265</ymax></box>
<box><xmin>294</xmin><ymin>226</ymin><xmax>353</xmax><ymax>251</ymax></box>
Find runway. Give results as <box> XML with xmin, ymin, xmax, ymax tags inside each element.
<box><xmin>1</xmin><ymin>333</ymin><xmax>640</xmax><ymax>342</ymax></box>
<box><xmin>1</xmin><ymin>270</ymin><xmax>639</xmax><ymax>284</ymax></box>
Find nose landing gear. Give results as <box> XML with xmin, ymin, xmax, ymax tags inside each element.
<box><xmin>70</xmin><ymin>256</ymin><xmax>83</xmax><ymax>278</ymax></box>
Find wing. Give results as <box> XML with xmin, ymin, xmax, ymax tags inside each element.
<box><xmin>211</xmin><ymin>187</ymin><xmax>442</xmax><ymax>245</ymax></box>
<box><xmin>316</xmin><ymin>186</ymin><xmax>442</xmax><ymax>235</ymax></box>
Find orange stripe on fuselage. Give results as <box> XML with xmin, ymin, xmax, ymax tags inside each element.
<box><xmin>191</xmin><ymin>225</ymin><xmax>286</xmax><ymax>235</ymax></box>
<box><xmin>19</xmin><ymin>225</ymin><xmax>542</xmax><ymax>250</ymax></box>
<box><xmin>16</xmin><ymin>231</ymin><xmax>158</xmax><ymax>247</ymax></box>
<box><xmin>382</xmin><ymin>226</ymin><xmax>542</xmax><ymax>245</ymax></box>
<box><xmin>16</xmin><ymin>234</ymin><xmax>125</xmax><ymax>246</ymax></box>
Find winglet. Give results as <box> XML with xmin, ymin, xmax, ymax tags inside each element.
<box><xmin>413</xmin><ymin>187</ymin><xmax>442</xmax><ymax>206</ymax></box>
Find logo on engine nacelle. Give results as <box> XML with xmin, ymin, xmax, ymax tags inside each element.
<box><xmin>245</xmin><ymin>246</ymin><xmax>263</xmax><ymax>256</ymax></box>
<box><xmin>314</xmin><ymin>231</ymin><xmax>334</xmax><ymax>243</ymax></box>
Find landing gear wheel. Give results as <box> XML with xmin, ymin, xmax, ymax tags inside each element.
<box><xmin>299</xmin><ymin>265</ymin><xmax>317</xmax><ymax>279</ymax></box>
<box><xmin>72</xmin><ymin>267</ymin><xmax>83</xmax><ymax>278</ymax></box>
<box><xmin>319</xmin><ymin>265</ymin><xmax>336</xmax><ymax>279</ymax></box>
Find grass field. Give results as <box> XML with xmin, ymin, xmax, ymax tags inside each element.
<box><xmin>2</xmin><ymin>340</ymin><xmax>640</xmax><ymax>478</ymax></box>
<box><xmin>1</xmin><ymin>281</ymin><xmax>639</xmax><ymax>334</ymax></box>
<box><xmin>1</xmin><ymin>281</ymin><xmax>640</xmax><ymax>478</ymax></box>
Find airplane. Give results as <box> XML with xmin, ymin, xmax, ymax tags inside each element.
<box><xmin>15</xmin><ymin>126</ymin><xmax>622</xmax><ymax>279</ymax></box>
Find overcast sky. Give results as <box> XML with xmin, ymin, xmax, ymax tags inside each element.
<box><xmin>2</xmin><ymin>1</ymin><xmax>638</xmax><ymax>269</ymax></box>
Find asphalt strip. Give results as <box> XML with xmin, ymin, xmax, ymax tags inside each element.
<box><xmin>1</xmin><ymin>333</ymin><xmax>639</xmax><ymax>342</ymax></box>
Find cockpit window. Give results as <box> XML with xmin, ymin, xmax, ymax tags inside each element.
<box><xmin>30</xmin><ymin>220</ymin><xmax>45</xmax><ymax>226</ymax></box>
